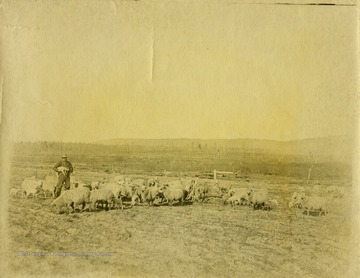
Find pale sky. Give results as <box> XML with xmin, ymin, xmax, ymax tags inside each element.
<box><xmin>0</xmin><ymin>0</ymin><xmax>358</xmax><ymax>143</ymax></box>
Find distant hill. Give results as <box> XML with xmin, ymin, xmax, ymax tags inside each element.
<box><xmin>96</xmin><ymin>136</ymin><xmax>353</xmax><ymax>162</ymax></box>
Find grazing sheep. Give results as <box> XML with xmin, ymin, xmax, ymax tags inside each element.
<box><xmin>119</xmin><ymin>183</ymin><xmax>138</xmax><ymax>200</ymax></box>
<box><xmin>89</xmin><ymin>189</ymin><xmax>120</xmax><ymax>211</ymax></box>
<box><xmin>129</xmin><ymin>185</ymin><xmax>147</xmax><ymax>207</ymax></box>
<box><xmin>289</xmin><ymin>193</ymin><xmax>328</xmax><ymax>216</ymax></box>
<box><xmin>130</xmin><ymin>188</ymin><xmax>143</xmax><ymax>206</ymax></box>
<box><xmin>21</xmin><ymin>179</ymin><xmax>43</xmax><ymax>198</ymax></box>
<box><xmin>99</xmin><ymin>182</ymin><xmax>122</xmax><ymax>199</ymax></box>
<box><xmin>143</xmin><ymin>185</ymin><xmax>163</xmax><ymax>206</ymax></box>
<box><xmin>248</xmin><ymin>189</ymin><xmax>268</xmax><ymax>210</ymax></box>
<box><xmin>187</xmin><ymin>184</ymin><xmax>208</xmax><ymax>202</ymax></box>
<box><xmin>163</xmin><ymin>188</ymin><xmax>188</xmax><ymax>206</ymax></box>
<box><xmin>301</xmin><ymin>195</ymin><xmax>328</xmax><ymax>216</ymax></box>
<box><xmin>162</xmin><ymin>179</ymin><xmax>196</xmax><ymax>195</ymax></box>
<box><xmin>224</xmin><ymin>188</ymin><xmax>251</xmax><ymax>205</ymax></box>
<box><xmin>50</xmin><ymin>187</ymin><xmax>90</xmax><ymax>213</ymax></box>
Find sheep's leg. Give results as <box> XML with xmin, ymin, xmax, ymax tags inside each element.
<box><xmin>118</xmin><ymin>198</ymin><xmax>124</xmax><ymax>210</ymax></box>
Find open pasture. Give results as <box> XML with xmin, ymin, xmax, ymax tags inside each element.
<box><xmin>6</xmin><ymin>154</ymin><xmax>354</xmax><ymax>277</ymax></box>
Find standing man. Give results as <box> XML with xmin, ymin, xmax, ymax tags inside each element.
<box><xmin>53</xmin><ymin>154</ymin><xmax>73</xmax><ymax>198</ymax></box>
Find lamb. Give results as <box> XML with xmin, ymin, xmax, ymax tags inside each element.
<box><xmin>21</xmin><ymin>178</ymin><xmax>43</xmax><ymax>198</ymax></box>
<box><xmin>89</xmin><ymin>189</ymin><xmax>121</xmax><ymax>211</ymax></box>
<box><xmin>50</xmin><ymin>187</ymin><xmax>90</xmax><ymax>213</ymax></box>
<box><xmin>57</xmin><ymin>166</ymin><xmax>69</xmax><ymax>176</ymax></box>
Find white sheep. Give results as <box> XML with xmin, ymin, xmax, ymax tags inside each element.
<box><xmin>99</xmin><ymin>182</ymin><xmax>122</xmax><ymax>199</ymax></box>
<box><xmin>89</xmin><ymin>189</ymin><xmax>120</xmax><ymax>210</ymax></box>
<box><xmin>21</xmin><ymin>178</ymin><xmax>43</xmax><ymax>198</ymax></box>
<box><xmin>50</xmin><ymin>187</ymin><xmax>90</xmax><ymax>213</ymax></box>
<box><xmin>163</xmin><ymin>188</ymin><xmax>188</xmax><ymax>206</ymax></box>
<box><xmin>191</xmin><ymin>185</ymin><xmax>208</xmax><ymax>202</ymax></box>
<box><xmin>289</xmin><ymin>193</ymin><xmax>328</xmax><ymax>216</ymax></box>
<box><xmin>248</xmin><ymin>189</ymin><xmax>268</xmax><ymax>210</ymax></box>
<box><xmin>143</xmin><ymin>185</ymin><xmax>163</xmax><ymax>206</ymax></box>
<box><xmin>301</xmin><ymin>195</ymin><xmax>328</xmax><ymax>216</ymax></box>
<box><xmin>224</xmin><ymin>188</ymin><xmax>251</xmax><ymax>205</ymax></box>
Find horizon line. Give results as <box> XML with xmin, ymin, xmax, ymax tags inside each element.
<box><xmin>11</xmin><ymin>135</ymin><xmax>350</xmax><ymax>144</ymax></box>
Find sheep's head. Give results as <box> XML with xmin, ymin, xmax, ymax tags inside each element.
<box><xmin>50</xmin><ymin>201</ymin><xmax>61</xmax><ymax>214</ymax></box>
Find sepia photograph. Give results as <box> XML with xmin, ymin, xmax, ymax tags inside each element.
<box><xmin>0</xmin><ymin>0</ymin><xmax>359</xmax><ymax>277</ymax></box>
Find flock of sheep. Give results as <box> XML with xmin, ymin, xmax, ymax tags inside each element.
<box><xmin>10</xmin><ymin>173</ymin><xmax>346</xmax><ymax>216</ymax></box>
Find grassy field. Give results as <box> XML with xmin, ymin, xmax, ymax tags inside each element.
<box><xmin>4</xmin><ymin>146</ymin><xmax>357</xmax><ymax>277</ymax></box>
